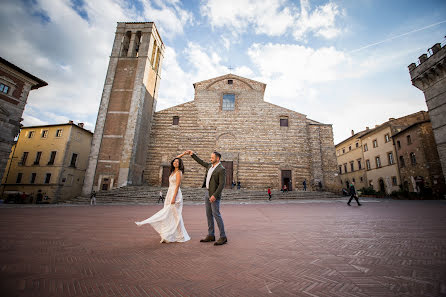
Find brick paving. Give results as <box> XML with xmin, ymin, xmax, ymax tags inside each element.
<box><xmin>1</xmin><ymin>199</ymin><xmax>446</xmax><ymax>297</ymax></box>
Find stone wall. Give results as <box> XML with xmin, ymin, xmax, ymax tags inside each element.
<box><xmin>145</xmin><ymin>74</ymin><xmax>340</xmax><ymax>191</ymax></box>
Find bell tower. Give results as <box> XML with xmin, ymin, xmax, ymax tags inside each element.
<box><xmin>82</xmin><ymin>22</ymin><xmax>164</xmax><ymax>195</ymax></box>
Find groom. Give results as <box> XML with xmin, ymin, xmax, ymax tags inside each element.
<box><xmin>186</xmin><ymin>150</ymin><xmax>227</xmax><ymax>246</ymax></box>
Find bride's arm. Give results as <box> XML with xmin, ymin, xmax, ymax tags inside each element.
<box><xmin>175</xmin><ymin>151</ymin><xmax>188</xmax><ymax>158</ymax></box>
<box><xmin>171</xmin><ymin>171</ymin><xmax>182</xmax><ymax>204</ymax></box>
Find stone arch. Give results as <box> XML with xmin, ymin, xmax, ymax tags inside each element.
<box><xmin>205</xmin><ymin>77</ymin><xmax>254</xmax><ymax>90</ymax></box>
<box><xmin>216</xmin><ymin>132</ymin><xmax>238</xmax><ymax>151</ymax></box>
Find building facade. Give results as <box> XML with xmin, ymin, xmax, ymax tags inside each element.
<box><xmin>393</xmin><ymin>120</ymin><xmax>446</xmax><ymax>198</ymax></box>
<box><xmin>145</xmin><ymin>74</ymin><xmax>340</xmax><ymax>192</ymax></box>
<box><xmin>335</xmin><ymin>130</ymin><xmax>367</xmax><ymax>190</ymax></box>
<box><xmin>408</xmin><ymin>42</ymin><xmax>446</xmax><ymax>182</ymax></box>
<box><xmin>82</xmin><ymin>22</ymin><xmax>164</xmax><ymax>195</ymax></box>
<box><xmin>1</xmin><ymin>122</ymin><xmax>92</xmax><ymax>203</ymax></box>
<box><xmin>0</xmin><ymin>57</ymin><xmax>47</xmax><ymax>184</ymax></box>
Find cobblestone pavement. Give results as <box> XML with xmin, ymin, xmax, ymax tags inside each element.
<box><xmin>1</xmin><ymin>199</ymin><xmax>446</xmax><ymax>297</ymax></box>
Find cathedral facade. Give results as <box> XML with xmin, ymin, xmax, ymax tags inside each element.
<box><xmin>145</xmin><ymin>74</ymin><xmax>340</xmax><ymax>192</ymax></box>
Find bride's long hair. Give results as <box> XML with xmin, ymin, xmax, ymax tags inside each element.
<box><xmin>170</xmin><ymin>158</ymin><xmax>185</xmax><ymax>174</ymax></box>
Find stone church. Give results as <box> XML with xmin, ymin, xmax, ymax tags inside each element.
<box><xmin>83</xmin><ymin>22</ymin><xmax>339</xmax><ymax>195</ymax></box>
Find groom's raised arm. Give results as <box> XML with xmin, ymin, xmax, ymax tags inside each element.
<box><xmin>190</xmin><ymin>152</ymin><xmax>210</xmax><ymax>168</ymax></box>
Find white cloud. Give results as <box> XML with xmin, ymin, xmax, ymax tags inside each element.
<box><xmin>201</xmin><ymin>0</ymin><xmax>342</xmax><ymax>40</ymax></box>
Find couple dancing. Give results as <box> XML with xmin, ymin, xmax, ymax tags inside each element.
<box><xmin>135</xmin><ymin>150</ymin><xmax>228</xmax><ymax>246</ymax></box>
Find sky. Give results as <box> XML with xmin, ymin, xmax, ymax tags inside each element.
<box><xmin>0</xmin><ymin>0</ymin><xmax>445</xmax><ymax>144</ymax></box>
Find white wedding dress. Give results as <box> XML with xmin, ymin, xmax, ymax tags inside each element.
<box><xmin>135</xmin><ymin>172</ymin><xmax>190</xmax><ymax>243</ymax></box>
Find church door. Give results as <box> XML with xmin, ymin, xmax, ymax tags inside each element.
<box><xmin>221</xmin><ymin>161</ymin><xmax>233</xmax><ymax>189</ymax></box>
<box><xmin>281</xmin><ymin>170</ymin><xmax>292</xmax><ymax>191</ymax></box>
<box><xmin>161</xmin><ymin>166</ymin><xmax>170</xmax><ymax>187</ymax></box>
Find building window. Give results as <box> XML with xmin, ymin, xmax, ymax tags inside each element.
<box><xmin>399</xmin><ymin>156</ymin><xmax>405</xmax><ymax>168</ymax></box>
<box><xmin>280</xmin><ymin>118</ymin><xmax>289</xmax><ymax>127</ymax></box>
<box><xmin>397</xmin><ymin>140</ymin><xmax>401</xmax><ymax>149</ymax></box>
<box><xmin>70</xmin><ymin>153</ymin><xmax>78</xmax><ymax>168</ymax></box>
<box><xmin>407</xmin><ymin>135</ymin><xmax>412</xmax><ymax>144</ymax></box>
<box><xmin>34</xmin><ymin>151</ymin><xmax>42</xmax><ymax>165</ymax></box>
<box><xmin>350</xmin><ymin>162</ymin><xmax>354</xmax><ymax>172</ymax></box>
<box><xmin>357</xmin><ymin>159</ymin><xmax>362</xmax><ymax>170</ymax></box>
<box><xmin>375</xmin><ymin>156</ymin><xmax>381</xmax><ymax>168</ymax></box>
<box><xmin>30</xmin><ymin>173</ymin><xmax>36</xmax><ymax>184</ymax></box>
<box><xmin>172</xmin><ymin>116</ymin><xmax>179</xmax><ymax>125</ymax></box>
<box><xmin>410</xmin><ymin>152</ymin><xmax>416</xmax><ymax>165</ymax></box>
<box><xmin>384</xmin><ymin>134</ymin><xmax>390</xmax><ymax>143</ymax></box>
<box><xmin>228</xmin><ymin>79</ymin><xmax>233</xmax><ymax>84</ymax></box>
<box><xmin>366</xmin><ymin>159</ymin><xmax>371</xmax><ymax>170</ymax></box>
<box><xmin>373</xmin><ymin>139</ymin><xmax>378</xmax><ymax>148</ymax></box>
<box><xmin>48</xmin><ymin>151</ymin><xmax>57</xmax><ymax>165</ymax></box>
<box><xmin>392</xmin><ymin>176</ymin><xmax>397</xmax><ymax>186</ymax></box>
<box><xmin>0</xmin><ymin>83</ymin><xmax>9</xmax><ymax>94</ymax></box>
<box><xmin>28</xmin><ymin>131</ymin><xmax>35</xmax><ymax>138</ymax></box>
<box><xmin>364</xmin><ymin>144</ymin><xmax>368</xmax><ymax>152</ymax></box>
<box><xmin>20</xmin><ymin>152</ymin><xmax>28</xmax><ymax>166</ymax></box>
<box><xmin>343</xmin><ymin>163</ymin><xmax>347</xmax><ymax>173</ymax></box>
<box><xmin>342</xmin><ymin>148</ymin><xmax>345</xmax><ymax>154</ymax></box>
<box><xmin>360</xmin><ymin>177</ymin><xmax>363</xmax><ymax>182</ymax></box>
<box><xmin>356</xmin><ymin>142</ymin><xmax>359</xmax><ymax>148</ymax></box>
<box><xmin>349</xmin><ymin>146</ymin><xmax>352</xmax><ymax>151</ymax></box>
<box><xmin>352</xmin><ymin>178</ymin><xmax>356</xmax><ymax>183</ymax></box>
<box><xmin>339</xmin><ymin>165</ymin><xmax>342</xmax><ymax>174</ymax></box>
<box><xmin>56</xmin><ymin>129</ymin><xmax>63</xmax><ymax>137</ymax></box>
<box><xmin>388</xmin><ymin>152</ymin><xmax>394</xmax><ymax>165</ymax></box>
<box><xmin>41</xmin><ymin>130</ymin><xmax>48</xmax><ymax>138</ymax></box>
<box><xmin>44</xmin><ymin>173</ymin><xmax>51</xmax><ymax>184</ymax></box>
<box><xmin>222</xmin><ymin>94</ymin><xmax>235</xmax><ymax>111</ymax></box>
<box><xmin>16</xmin><ymin>173</ymin><xmax>22</xmax><ymax>183</ymax></box>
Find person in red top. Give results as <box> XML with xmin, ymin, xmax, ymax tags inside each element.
<box><xmin>267</xmin><ymin>188</ymin><xmax>272</xmax><ymax>201</ymax></box>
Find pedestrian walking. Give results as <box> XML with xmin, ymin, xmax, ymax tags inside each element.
<box><xmin>303</xmin><ymin>179</ymin><xmax>307</xmax><ymax>191</ymax></box>
<box><xmin>158</xmin><ymin>190</ymin><xmax>164</xmax><ymax>203</ymax></box>
<box><xmin>90</xmin><ymin>190</ymin><xmax>96</xmax><ymax>205</ymax></box>
<box><xmin>347</xmin><ymin>183</ymin><xmax>361</xmax><ymax>206</ymax></box>
<box><xmin>267</xmin><ymin>188</ymin><xmax>272</xmax><ymax>201</ymax></box>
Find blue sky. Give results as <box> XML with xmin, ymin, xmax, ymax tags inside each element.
<box><xmin>0</xmin><ymin>0</ymin><xmax>445</xmax><ymax>143</ymax></box>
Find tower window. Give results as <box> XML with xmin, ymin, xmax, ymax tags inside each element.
<box><xmin>228</xmin><ymin>79</ymin><xmax>233</xmax><ymax>84</ymax></box>
<box><xmin>222</xmin><ymin>94</ymin><xmax>235</xmax><ymax>111</ymax></box>
<box><xmin>280</xmin><ymin>118</ymin><xmax>289</xmax><ymax>127</ymax></box>
<box><xmin>173</xmin><ymin>116</ymin><xmax>179</xmax><ymax>125</ymax></box>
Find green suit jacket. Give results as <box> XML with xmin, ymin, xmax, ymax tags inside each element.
<box><xmin>191</xmin><ymin>154</ymin><xmax>226</xmax><ymax>200</ymax></box>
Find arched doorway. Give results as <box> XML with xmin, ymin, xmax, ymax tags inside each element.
<box><xmin>378</xmin><ymin>178</ymin><xmax>385</xmax><ymax>193</ymax></box>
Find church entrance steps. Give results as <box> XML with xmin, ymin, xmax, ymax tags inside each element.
<box><xmin>63</xmin><ymin>186</ymin><xmax>343</xmax><ymax>204</ymax></box>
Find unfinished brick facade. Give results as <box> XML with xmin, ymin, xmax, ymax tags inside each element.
<box><xmin>145</xmin><ymin>74</ymin><xmax>340</xmax><ymax>192</ymax></box>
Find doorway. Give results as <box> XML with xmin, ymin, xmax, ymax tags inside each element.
<box><xmin>378</xmin><ymin>178</ymin><xmax>385</xmax><ymax>193</ymax></box>
<box><xmin>281</xmin><ymin>170</ymin><xmax>292</xmax><ymax>191</ymax></box>
<box><xmin>161</xmin><ymin>166</ymin><xmax>170</xmax><ymax>187</ymax></box>
<box><xmin>221</xmin><ymin>161</ymin><xmax>233</xmax><ymax>189</ymax></box>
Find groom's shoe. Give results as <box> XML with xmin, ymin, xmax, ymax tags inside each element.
<box><xmin>214</xmin><ymin>237</ymin><xmax>228</xmax><ymax>246</ymax></box>
<box><xmin>200</xmin><ymin>235</ymin><xmax>215</xmax><ymax>242</ymax></box>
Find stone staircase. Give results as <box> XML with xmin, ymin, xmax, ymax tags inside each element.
<box><xmin>63</xmin><ymin>186</ymin><xmax>343</xmax><ymax>204</ymax></box>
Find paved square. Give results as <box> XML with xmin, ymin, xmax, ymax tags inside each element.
<box><xmin>1</xmin><ymin>199</ymin><xmax>446</xmax><ymax>296</ymax></box>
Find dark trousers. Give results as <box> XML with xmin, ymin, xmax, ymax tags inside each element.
<box><xmin>348</xmin><ymin>194</ymin><xmax>360</xmax><ymax>205</ymax></box>
<box><xmin>268</xmin><ymin>193</ymin><xmax>272</xmax><ymax>200</ymax></box>
<box><xmin>157</xmin><ymin>196</ymin><xmax>164</xmax><ymax>203</ymax></box>
<box><xmin>205</xmin><ymin>191</ymin><xmax>226</xmax><ymax>238</ymax></box>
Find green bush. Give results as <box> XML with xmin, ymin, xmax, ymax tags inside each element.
<box><xmin>360</xmin><ymin>187</ymin><xmax>376</xmax><ymax>195</ymax></box>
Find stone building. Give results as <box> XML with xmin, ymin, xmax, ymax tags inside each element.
<box><xmin>145</xmin><ymin>74</ymin><xmax>340</xmax><ymax>192</ymax></box>
<box><xmin>408</xmin><ymin>42</ymin><xmax>446</xmax><ymax>182</ymax></box>
<box><xmin>335</xmin><ymin>130</ymin><xmax>367</xmax><ymax>190</ymax></box>
<box><xmin>1</xmin><ymin>122</ymin><xmax>92</xmax><ymax>203</ymax></box>
<box><xmin>82</xmin><ymin>22</ymin><xmax>164</xmax><ymax>195</ymax></box>
<box><xmin>0</xmin><ymin>57</ymin><xmax>47</xmax><ymax>184</ymax></box>
<box><xmin>392</xmin><ymin>120</ymin><xmax>445</xmax><ymax>198</ymax></box>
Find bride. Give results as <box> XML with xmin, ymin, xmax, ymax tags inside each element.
<box><xmin>135</xmin><ymin>153</ymin><xmax>190</xmax><ymax>243</ymax></box>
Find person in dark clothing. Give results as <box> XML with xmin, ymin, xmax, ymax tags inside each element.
<box><xmin>36</xmin><ymin>190</ymin><xmax>43</xmax><ymax>204</ymax></box>
<box><xmin>347</xmin><ymin>183</ymin><xmax>361</xmax><ymax>206</ymax></box>
<box><xmin>267</xmin><ymin>188</ymin><xmax>272</xmax><ymax>201</ymax></box>
<box><xmin>302</xmin><ymin>180</ymin><xmax>307</xmax><ymax>191</ymax></box>
<box><xmin>237</xmin><ymin>181</ymin><xmax>241</xmax><ymax>190</ymax></box>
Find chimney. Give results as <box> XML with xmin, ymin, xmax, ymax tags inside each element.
<box><xmin>68</xmin><ymin>120</ymin><xmax>73</xmax><ymax>124</ymax></box>
<box><xmin>375</xmin><ymin>125</ymin><xmax>379</xmax><ymax>128</ymax></box>
<box><xmin>430</xmin><ymin>43</ymin><xmax>441</xmax><ymax>55</ymax></box>
<box><xmin>419</xmin><ymin>53</ymin><xmax>428</xmax><ymax>64</ymax></box>
<box><xmin>78</xmin><ymin>123</ymin><xmax>84</xmax><ymax>128</ymax></box>
<box><xmin>351</xmin><ymin>130</ymin><xmax>354</xmax><ymax>136</ymax></box>
<box><xmin>389</xmin><ymin>118</ymin><xmax>396</xmax><ymax>121</ymax></box>
<box><xmin>366</xmin><ymin>127</ymin><xmax>369</xmax><ymax>130</ymax></box>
